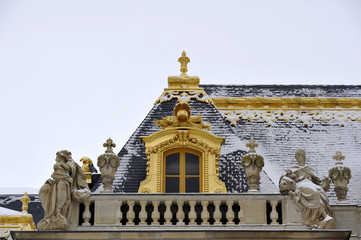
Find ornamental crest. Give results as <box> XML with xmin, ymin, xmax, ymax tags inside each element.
<box><xmin>155</xmin><ymin>102</ymin><xmax>211</xmax><ymax>130</ymax></box>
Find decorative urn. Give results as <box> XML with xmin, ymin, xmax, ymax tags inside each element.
<box><xmin>241</xmin><ymin>138</ymin><xmax>264</xmax><ymax>192</ymax></box>
<box><xmin>97</xmin><ymin>138</ymin><xmax>120</xmax><ymax>193</ymax></box>
<box><xmin>328</xmin><ymin>151</ymin><xmax>351</xmax><ymax>202</ymax></box>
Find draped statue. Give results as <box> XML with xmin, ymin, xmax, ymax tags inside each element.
<box><xmin>38</xmin><ymin>150</ymin><xmax>91</xmax><ymax>230</ymax></box>
<box><xmin>279</xmin><ymin>149</ymin><xmax>335</xmax><ymax>229</ymax></box>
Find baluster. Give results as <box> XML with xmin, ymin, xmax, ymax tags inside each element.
<box><xmin>201</xmin><ymin>200</ymin><xmax>209</xmax><ymax>225</ymax></box>
<box><xmin>82</xmin><ymin>200</ymin><xmax>91</xmax><ymax>226</ymax></box>
<box><xmin>213</xmin><ymin>201</ymin><xmax>222</xmax><ymax>225</ymax></box>
<box><xmin>164</xmin><ymin>201</ymin><xmax>173</xmax><ymax>225</ymax></box>
<box><xmin>226</xmin><ymin>200</ymin><xmax>234</xmax><ymax>225</ymax></box>
<box><xmin>152</xmin><ymin>201</ymin><xmax>160</xmax><ymax>225</ymax></box>
<box><xmin>188</xmin><ymin>201</ymin><xmax>197</xmax><ymax>225</ymax></box>
<box><xmin>118</xmin><ymin>200</ymin><xmax>122</xmax><ymax>224</ymax></box>
<box><xmin>270</xmin><ymin>200</ymin><xmax>279</xmax><ymax>225</ymax></box>
<box><xmin>176</xmin><ymin>200</ymin><xmax>185</xmax><ymax>225</ymax></box>
<box><xmin>238</xmin><ymin>200</ymin><xmax>244</xmax><ymax>224</ymax></box>
<box><xmin>139</xmin><ymin>200</ymin><xmax>147</xmax><ymax>225</ymax></box>
<box><xmin>126</xmin><ymin>200</ymin><xmax>135</xmax><ymax>225</ymax></box>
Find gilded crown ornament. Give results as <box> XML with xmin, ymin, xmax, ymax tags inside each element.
<box><xmin>178</xmin><ymin>51</ymin><xmax>190</xmax><ymax>77</ymax></box>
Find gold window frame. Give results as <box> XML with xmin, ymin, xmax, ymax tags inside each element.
<box><xmin>138</xmin><ymin>128</ymin><xmax>227</xmax><ymax>193</ymax></box>
<box><xmin>163</xmin><ymin>148</ymin><xmax>203</xmax><ymax>193</ymax></box>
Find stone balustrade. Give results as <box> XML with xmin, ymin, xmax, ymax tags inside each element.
<box><xmin>70</xmin><ymin>193</ymin><xmax>304</xmax><ymax>230</ymax></box>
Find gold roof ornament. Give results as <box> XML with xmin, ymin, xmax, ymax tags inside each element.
<box><xmin>155</xmin><ymin>102</ymin><xmax>211</xmax><ymax>130</ymax></box>
<box><xmin>163</xmin><ymin>51</ymin><xmax>203</xmax><ymax>91</ymax></box>
<box><xmin>178</xmin><ymin>51</ymin><xmax>190</xmax><ymax>77</ymax></box>
<box><xmin>80</xmin><ymin>157</ymin><xmax>93</xmax><ymax>184</ymax></box>
<box><xmin>20</xmin><ymin>192</ymin><xmax>30</xmax><ymax>213</ymax></box>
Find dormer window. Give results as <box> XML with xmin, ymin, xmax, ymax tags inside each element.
<box><xmin>164</xmin><ymin>149</ymin><xmax>201</xmax><ymax>193</ymax></box>
<box><xmin>138</xmin><ymin>102</ymin><xmax>227</xmax><ymax>193</ymax></box>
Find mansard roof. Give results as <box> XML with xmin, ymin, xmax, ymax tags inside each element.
<box><xmin>95</xmin><ymin>83</ymin><xmax>361</xmax><ymax>206</ymax></box>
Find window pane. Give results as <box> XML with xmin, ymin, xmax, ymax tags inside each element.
<box><xmin>166</xmin><ymin>177</ymin><xmax>179</xmax><ymax>193</ymax></box>
<box><xmin>185</xmin><ymin>177</ymin><xmax>199</xmax><ymax>193</ymax></box>
<box><xmin>185</xmin><ymin>153</ymin><xmax>199</xmax><ymax>175</ymax></box>
<box><xmin>166</xmin><ymin>153</ymin><xmax>180</xmax><ymax>175</ymax></box>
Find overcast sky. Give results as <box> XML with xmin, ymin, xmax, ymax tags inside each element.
<box><xmin>0</xmin><ymin>0</ymin><xmax>360</xmax><ymax>193</ymax></box>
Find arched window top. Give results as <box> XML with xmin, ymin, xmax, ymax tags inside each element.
<box><xmin>164</xmin><ymin>149</ymin><xmax>201</xmax><ymax>193</ymax></box>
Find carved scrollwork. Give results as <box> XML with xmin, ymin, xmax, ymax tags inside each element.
<box><xmin>148</xmin><ymin>131</ymin><xmax>218</xmax><ymax>156</ymax></box>
<box><xmin>241</xmin><ymin>154</ymin><xmax>264</xmax><ymax>169</ymax></box>
<box><xmin>220</xmin><ymin>110</ymin><xmax>361</xmax><ymax>127</ymax></box>
<box><xmin>141</xmin><ymin>188</ymin><xmax>151</xmax><ymax>193</ymax></box>
<box><xmin>154</xmin><ymin>90</ymin><xmax>214</xmax><ymax>105</ymax></box>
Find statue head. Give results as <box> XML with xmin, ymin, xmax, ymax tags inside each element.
<box><xmin>279</xmin><ymin>175</ymin><xmax>296</xmax><ymax>194</ymax></box>
<box><xmin>56</xmin><ymin>150</ymin><xmax>72</xmax><ymax>163</ymax></box>
<box><xmin>295</xmin><ymin>149</ymin><xmax>306</xmax><ymax>166</ymax></box>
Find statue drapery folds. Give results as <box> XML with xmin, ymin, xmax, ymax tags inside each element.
<box><xmin>279</xmin><ymin>149</ymin><xmax>335</xmax><ymax>229</ymax></box>
<box><xmin>38</xmin><ymin>150</ymin><xmax>91</xmax><ymax>230</ymax></box>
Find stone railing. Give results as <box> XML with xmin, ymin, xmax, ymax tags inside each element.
<box><xmin>69</xmin><ymin>193</ymin><xmax>304</xmax><ymax>230</ymax></box>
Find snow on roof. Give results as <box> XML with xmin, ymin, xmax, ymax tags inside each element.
<box><xmin>0</xmin><ymin>206</ymin><xmax>22</xmax><ymax>215</ymax></box>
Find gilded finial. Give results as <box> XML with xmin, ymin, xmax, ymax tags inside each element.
<box><xmin>103</xmin><ymin>138</ymin><xmax>116</xmax><ymax>153</ymax></box>
<box><xmin>333</xmin><ymin>151</ymin><xmax>345</xmax><ymax>165</ymax></box>
<box><xmin>20</xmin><ymin>192</ymin><xmax>30</xmax><ymax>213</ymax></box>
<box><xmin>246</xmin><ymin>138</ymin><xmax>258</xmax><ymax>153</ymax></box>
<box><xmin>178</xmin><ymin>51</ymin><xmax>190</xmax><ymax>77</ymax></box>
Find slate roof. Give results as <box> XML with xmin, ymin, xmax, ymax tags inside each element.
<box><xmin>202</xmin><ymin>85</ymin><xmax>361</xmax><ymax>98</ymax></box>
<box><xmin>93</xmin><ymin>84</ymin><xmax>361</xmax><ymax>205</ymax></box>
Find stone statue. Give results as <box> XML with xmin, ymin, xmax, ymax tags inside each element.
<box><xmin>279</xmin><ymin>149</ymin><xmax>335</xmax><ymax>229</ymax></box>
<box><xmin>38</xmin><ymin>150</ymin><xmax>91</xmax><ymax>230</ymax></box>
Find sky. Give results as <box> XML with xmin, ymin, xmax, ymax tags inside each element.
<box><xmin>0</xmin><ymin>0</ymin><xmax>360</xmax><ymax>193</ymax></box>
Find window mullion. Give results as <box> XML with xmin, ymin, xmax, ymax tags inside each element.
<box><xmin>180</xmin><ymin>150</ymin><xmax>185</xmax><ymax>193</ymax></box>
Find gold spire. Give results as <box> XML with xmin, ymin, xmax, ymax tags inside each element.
<box><xmin>178</xmin><ymin>51</ymin><xmax>190</xmax><ymax>77</ymax></box>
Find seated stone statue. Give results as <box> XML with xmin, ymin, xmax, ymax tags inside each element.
<box><xmin>279</xmin><ymin>149</ymin><xmax>335</xmax><ymax>229</ymax></box>
<box><xmin>38</xmin><ymin>150</ymin><xmax>91</xmax><ymax>230</ymax></box>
